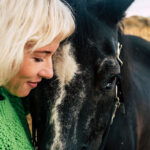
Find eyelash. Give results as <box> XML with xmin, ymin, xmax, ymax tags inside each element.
<box><xmin>34</xmin><ymin>57</ymin><xmax>43</xmax><ymax>62</ymax></box>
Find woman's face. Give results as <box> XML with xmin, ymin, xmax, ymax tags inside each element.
<box><xmin>4</xmin><ymin>40</ymin><xmax>60</xmax><ymax>97</ymax></box>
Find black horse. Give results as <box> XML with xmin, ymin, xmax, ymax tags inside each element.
<box><xmin>27</xmin><ymin>0</ymin><xmax>150</xmax><ymax>149</ymax></box>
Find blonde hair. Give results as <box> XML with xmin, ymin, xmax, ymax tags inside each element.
<box><xmin>0</xmin><ymin>0</ymin><xmax>75</xmax><ymax>86</ymax></box>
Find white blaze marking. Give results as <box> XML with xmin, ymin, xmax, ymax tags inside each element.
<box><xmin>50</xmin><ymin>87</ymin><xmax>66</xmax><ymax>150</ymax></box>
<box><xmin>50</xmin><ymin>42</ymin><xmax>79</xmax><ymax>150</ymax></box>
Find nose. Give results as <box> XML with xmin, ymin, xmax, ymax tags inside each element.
<box><xmin>38</xmin><ymin>59</ymin><xmax>54</xmax><ymax>79</ymax></box>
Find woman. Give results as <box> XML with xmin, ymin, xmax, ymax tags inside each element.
<box><xmin>0</xmin><ymin>0</ymin><xmax>75</xmax><ymax>149</ymax></box>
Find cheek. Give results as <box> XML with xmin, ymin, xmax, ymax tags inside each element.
<box><xmin>18</xmin><ymin>57</ymin><xmax>38</xmax><ymax>78</ymax></box>
<box><xmin>18</xmin><ymin>67</ymin><xmax>34</xmax><ymax>78</ymax></box>
<box><xmin>15</xmin><ymin>64</ymin><xmax>31</xmax><ymax>79</ymax></box>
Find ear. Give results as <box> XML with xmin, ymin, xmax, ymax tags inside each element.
<box><xmin>87</xmin><ymin>0</ymin><xmax>134</xmax><ymax>24</ymax></box>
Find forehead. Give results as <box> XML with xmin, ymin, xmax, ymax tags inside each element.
<box><xmin>85</xmin><ymin>16</ymin><xmax>119</xmax><ymax>56</ymax></box>
<box><xmin>25</xmin><ymin>35</ymin><xmax>62</xmax><ymax>52</ymax></box>
<box><xmin>91</xmin><ymin>29</ymin><xmax>118</xmax><ymax>57</ymax></box>
<box><xmin>33</xmin><ymin>40</ymin><xmax>60</xmax><ymax>53</ymax></box>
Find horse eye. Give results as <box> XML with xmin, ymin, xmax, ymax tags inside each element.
<box><xmin>104</xmin><ymin>76</ymin><xmax>117</xmax><ymax>90</ymax></box>
<box><xmin>105</xmin><ymin>82</ymin><xmax>113</xmax><ymax>89</ymax></box>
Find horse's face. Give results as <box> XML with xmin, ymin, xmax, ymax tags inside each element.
<box><xmin>51</xmin><ymin>18</ymin><xmax>120</xmax><ymax>150</ymax></box>
<box><xmin>30</xmin><ymin>0</ymin><xmax>134</xmax><ymax>149</ymax></box>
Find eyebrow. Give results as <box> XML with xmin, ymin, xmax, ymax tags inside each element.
<box><xmin>34</xmin><ymin>51</ymin><xmax>51</xmax><ymax>54</ymax></box>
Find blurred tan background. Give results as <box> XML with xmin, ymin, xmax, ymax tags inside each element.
<box><xmin>124</xmin><ymin>0</ymin><xmax>150</xmax><ymax>41</ymax></box>
<box><xmin>122</xmin><ymin>16</ymin><xmax>150</xmax><ymax>41</ymax></box>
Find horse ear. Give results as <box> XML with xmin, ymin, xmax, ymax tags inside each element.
<box><xmin>88</xmin><ymin>0</ymin><xmax>134</xmax><ymax>24</ymax></box>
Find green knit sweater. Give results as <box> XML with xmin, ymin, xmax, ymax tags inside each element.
<box><xmin>0</xmin><ymin>87</ymin><xmax>34</xmax><ymax>150</ymax></box>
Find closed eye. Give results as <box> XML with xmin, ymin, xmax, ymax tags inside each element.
<box><xmin>33</xmin><ymin>57</ymin><xmax>43</xmax><ymax>62</ymax></box>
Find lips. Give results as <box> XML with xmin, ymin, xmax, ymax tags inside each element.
<box><xmin>27</xmin><ymin>81</ymin><xmax>40</xmax><ymax>88</ymax></box>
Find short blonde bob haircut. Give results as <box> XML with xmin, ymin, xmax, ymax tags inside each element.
<box><xmin>0</xmin><ymin>0</ymin><xmax>75</xmax><ymax>86</ymax></box>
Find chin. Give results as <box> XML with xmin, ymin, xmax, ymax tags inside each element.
<box><xmin>16</xmin><ymin>89</ymin><xmax>31</xmax><ymax>97</ymax></box>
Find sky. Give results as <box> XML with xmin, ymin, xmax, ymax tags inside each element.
<box><xmin>126</xmin><ymin>0</ymin><xmax>150</xmax><ymax>17</ymax></box>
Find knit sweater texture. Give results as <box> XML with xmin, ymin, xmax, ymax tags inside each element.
<box><xmin>0</xmin><ymin>87</ymin><xmax>34</xmax><ymax>150</ymax></box>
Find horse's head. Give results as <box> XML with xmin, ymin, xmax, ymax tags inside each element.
<box><xmin>29</xmin><ymin>0</ymin><xmax>134</xmax><ymax>149</ymax></box>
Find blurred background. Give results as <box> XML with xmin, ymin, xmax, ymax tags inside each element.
<box><xmin>123</xmin><ymin>0</ymin><xmax>150</xmax><ymax>41</ymax></box>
